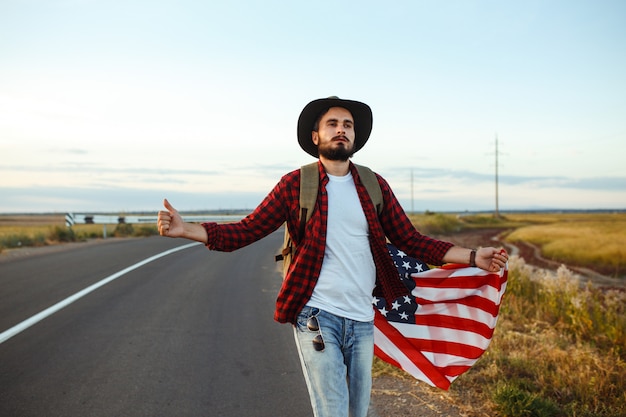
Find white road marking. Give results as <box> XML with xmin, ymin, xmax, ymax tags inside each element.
<box><xmin>0</xmin><ymin>242</ymin><xmax>200</xmax><ymax>345</ymax></box>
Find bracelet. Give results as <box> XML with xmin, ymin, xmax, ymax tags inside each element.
<box><xmin>469</xmin><ymin>250</ymin><xmax>477</xmax><ymax>267</ymax></box>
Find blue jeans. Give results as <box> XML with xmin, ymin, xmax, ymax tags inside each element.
<box><xmin>294</xmin><ymin>306</ymin><xmax>374</xmax><ymax>417</ymax></box>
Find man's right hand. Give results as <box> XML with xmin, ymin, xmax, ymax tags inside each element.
<box><xmin>158</xmin><ymin>198</ymin><xmax>185</xmax><ymax>237</ymax></box>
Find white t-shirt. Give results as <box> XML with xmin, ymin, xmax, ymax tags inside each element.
<box><xmin>306</xmin><ymin>172</ymin><xmax>376</xmax><ymax>322</ymax></box>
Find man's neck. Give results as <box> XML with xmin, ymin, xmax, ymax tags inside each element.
<box><xmin>319</xmin><ymin>157</ymin><xmax>350</xmax><ymax>176</ymax></box>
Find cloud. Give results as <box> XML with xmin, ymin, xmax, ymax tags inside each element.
<box><xmin>381</xmin><ymin>165</ymin><xmax>626</xmax><ymax>191</ymax></box>
<box><xmin>0</xmin><ymin>186</ymin><xmax>267</xmax><ymax>213</ymax></box>
<box><xmin>2</xmin><ymin>163</ymin><xmax>625</xmax><ymax>213</ymax></box>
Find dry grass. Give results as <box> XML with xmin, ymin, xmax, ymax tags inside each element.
<box><xmin>0</xmin><ymin>215</ymin><xmax>157</xmax><ymax>250</ymax></box>
<box><xmin>375</xmin><ymin>256</ymin><xmax>626</xmax><ymax>417</ymax></box>
<box><xmin>466</xmin><ymin>257</ymin><xmax>626</xmax><ymax>416</ymax></box>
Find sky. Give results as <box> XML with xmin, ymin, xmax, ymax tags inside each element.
<box><xmin>1</xmin><ymin>0</ymin><xmax>625</xmax><ymax>214</ymax></box>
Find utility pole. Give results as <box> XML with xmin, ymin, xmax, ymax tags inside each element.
<box><xmin>495</xmin><ymin>134</ymin><xmax>500</xmax><ymax>218</ymax></box>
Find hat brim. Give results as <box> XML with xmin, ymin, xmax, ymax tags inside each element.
<box><xmin>297</xmin><ymin>97</ymin><xmax>373</xmax><ymax>158</ymax></box>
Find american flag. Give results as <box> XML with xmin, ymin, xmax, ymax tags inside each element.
<box><xmin>373</xmin><ymin>244</ymin><xmax>508</xmax><ymax>390</ymax></box>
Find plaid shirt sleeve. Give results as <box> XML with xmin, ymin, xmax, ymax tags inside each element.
<box><xmin>201</xmin><ymin>166</ymin><xmax>325</xmax><ymax>325</ymax></box>
<box><xmin>202</xmin><ymin>169</ymin><xmax>301</xmax><ymax>252</ymax></box>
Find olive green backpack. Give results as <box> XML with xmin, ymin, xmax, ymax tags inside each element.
<box><xmin>275</xmin><ymin>162</ymin><xmax>383</xmax><ymax>277</ymax></box>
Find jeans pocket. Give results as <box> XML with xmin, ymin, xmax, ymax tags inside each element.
<box><xmin>296</xmin><ymin>306</ymin><xmax>319</xmax><ymax>332</ymax></box>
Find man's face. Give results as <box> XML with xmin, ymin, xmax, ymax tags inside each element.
<box><xmin>312</xmin><ymin>107</ymin><xmax>356</xmax><ymax>161</ymax></box>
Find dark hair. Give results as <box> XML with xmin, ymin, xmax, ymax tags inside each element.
<box><xmin>312</xmin><ymin>107</ymin><xmax>355</xmax><ymax>132</ymax></box>
<box><xmin>312</xmin><ymin>108</ymin><xmax>330</xmax><ymax>132</ymax></box>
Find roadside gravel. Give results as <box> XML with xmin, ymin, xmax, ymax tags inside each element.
<box><xmin>371</xmin><ymin>376</ymin><xmax>467</xmax><ymax>417</ymax></box>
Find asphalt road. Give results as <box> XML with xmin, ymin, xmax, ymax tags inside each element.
<box><xmin>0</xmin><ymin>231</ymin><xmax>312</xmax><ymax>417</ymax></box>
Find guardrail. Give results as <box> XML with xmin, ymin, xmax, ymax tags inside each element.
<box><xmin>65</xmin><ymin>213</ymin><xmax>245</xmax><ymax>227</ymax></box>
<box><xmin>65</xmin><ymin>213</ymin><xmax>246</xmax><ymax>238</ymax></box>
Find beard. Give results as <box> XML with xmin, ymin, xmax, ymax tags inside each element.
<box><xmin>317</xmin><ymin>139</ymin><xmax>355</xmax><ymax>161</ymax></box>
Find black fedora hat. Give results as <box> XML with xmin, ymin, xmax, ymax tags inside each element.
<box><xmin>297</xmin><ymin>96</ymin><xmax>373</xmax><ymax>158</ymax></box>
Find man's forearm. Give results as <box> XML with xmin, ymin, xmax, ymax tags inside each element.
<box><xmin>443</xmin><ymin>245</ymin><xmax>508</xmax><ymax>272</ymax></box>
<box><xmin>182</xmin><ymin>222</ymin><xmax>209</xmax><ymax>244</ymax></box>
<box><xmin>442</xmin><ymin>246</ymin><xmax>473</xmax><ymax>265</ymax></box>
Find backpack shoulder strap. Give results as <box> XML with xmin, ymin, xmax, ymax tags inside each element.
<box><xmin>275</xmin><ymin>162</ymin><xmax>319</xmax><ymax>271</ymax></box>
<box><xmin>299</xmin><ymin>162</ymin><xmax>319</xmax><ymax>226</ymax></box>
<box><xmin>275</xmin><ymin>162</ymin><xmax>383</xmax><ymax>275</ymax></box>
<box><xmin>354</xmin><ymin>164</ymin><xmax>383</xmax><ymax>215</ymax></box>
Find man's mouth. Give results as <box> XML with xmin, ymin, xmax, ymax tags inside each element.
<box><xmin>332</xmin><ymin>136</ymin><xmax>349</xmax><ymax>143</ymax></box>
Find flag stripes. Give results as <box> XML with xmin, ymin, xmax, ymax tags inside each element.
<box><xmin>374</xmin><ymin>245</ymin><xmax>508</xmax><ymax>390</ymax></box>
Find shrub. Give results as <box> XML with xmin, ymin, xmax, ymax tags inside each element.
<box><xmin>493</xmin><ymin>382</ymin><xmax>561</xmax><ymax>417</ymax></box>
<box><xmin>48</xmin><ymin>226</ymin><xmax>76</xmax><ymax>242</ymax></box>
<box><xmin>133</xmin><ymin>225</ymin><xmax>158</xmax><ymax>237</ymax></box>
<box><xmin>1</xmin><ymin>233</ymin><xmax>32</xmax><ymax>248</ymax></box>
<box><xmin>113</xmin><ymin>223</ymin><xmax>134</xmax><ymax>237</ymax></box>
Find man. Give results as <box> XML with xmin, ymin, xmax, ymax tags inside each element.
<box><xmin>157</xmin><ymin>96</ymin><xmax>508</xmax><ymax>417</ymax></box>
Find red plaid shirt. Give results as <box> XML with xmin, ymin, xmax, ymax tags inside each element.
<box><xmin>202</xmin><ymin>161</ymin><xmax>453</xmax><ymax>324</ymax></box>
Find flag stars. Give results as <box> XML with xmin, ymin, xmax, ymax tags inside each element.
<box><xmin>403</xmin><ymin>295</ymin><xmax>412</xmax><ymax>304</ymax></box>
<box><xmin>379</xmin><ymin>307</ymin><xmax>388</xmax><ymax>317</ymax></box>
<box><xmin>391</xmin><ymin>301</ymin><xmax>401</xmax><ymax>310</ymax></box>
<box><xmin>396</xmin><ymin>250</ymin><xmax>407</xmax><ymax>258</ymax></box>
<box><xmin>399</xmin><ymin>311</ymin><xmax>409</xmax><ymax>320</ymax></box>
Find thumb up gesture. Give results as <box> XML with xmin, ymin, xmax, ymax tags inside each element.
<box><xmin>157</xmin><ymin>199</ymin><xmax>185</xmax><ymax>238</ymax></box>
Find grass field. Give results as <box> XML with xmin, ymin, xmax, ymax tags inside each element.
<box><xmin>2</xmin><ymin>212</ymin><xmax>624</xmax><ymax>277</ymax></box>
<box><xmin>0</xmin><ymin>214</ymin><xmax>157</xmax><ymax>249</ymax></box>
<box><xmin>504</xmin><ymin>212</ymin><xmax>626</xmax><ymax>277</ymax></box>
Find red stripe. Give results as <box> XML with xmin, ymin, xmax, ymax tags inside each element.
<box><xmin>373</xmin><ymin>264</ymin><xmax>508</xmax><ymax>389</ymax></box>
<box><xmin>407</xmin><ymin>338</ymin><xmax>485</xmax><ymax>359</ymax></box>
<box><xmin>413</xmin><ymin>273</ymin><xmax>504</xmax><ymax>291</ymax></box>
<box><xmin>374</xmin><ymin>310</ymin><xmax>451</xmax><ymax>389</ymax></box>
